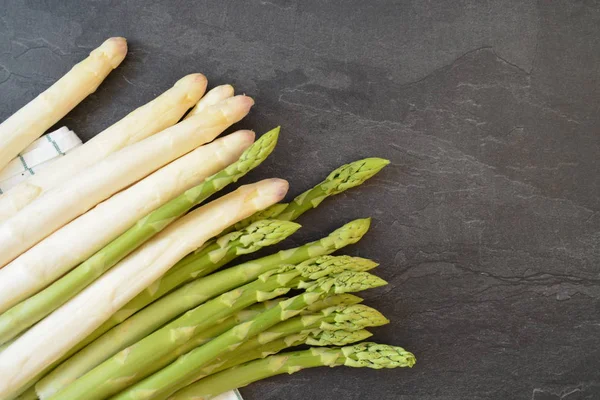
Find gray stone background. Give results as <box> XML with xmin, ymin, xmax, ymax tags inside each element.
<box><xmin>0</xmin><ymin>1</ymin><xmax>599</xmax><ymax>399</ymax></box>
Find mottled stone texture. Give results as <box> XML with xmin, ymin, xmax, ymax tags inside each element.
<box><xmin>1</xmin><ymin>0</ymin><xmax>599</xmax><ymax>399</ymax></box>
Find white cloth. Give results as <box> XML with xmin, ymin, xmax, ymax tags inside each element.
<box><xmin>0</xmin><ymin>127</ymin><xmax>81</xmax><ymax>193</ymax></box>
<box><xmin>0</xmin><ymin>127</ymin><xmax>244</xmax><ymax>400</ymax></box>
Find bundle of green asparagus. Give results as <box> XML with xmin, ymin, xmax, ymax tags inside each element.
<box><xmin>0</xmin><ymin>39</ymin><xmax>413</xmax><ymax>400</ymax></box>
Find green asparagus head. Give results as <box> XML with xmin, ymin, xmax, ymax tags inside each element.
<box><xmin>294</xmin><ymin>157</ymin><xmax>390</xmax><ymax>205</ymax></box>
<box><xmin>306</xmin><ymin>329</ymin><xmax>373</xmax><ymax>346</ymax></box>
<box><xmin>224</xmin><ymin>126</ymin><xmax>280</xmax><ymax>181</ymax></box>
<box><xmin>222</xmin><ymin>219</ymin><xmax>301</xmax><ymax>255</ymax></box>
<box><xmin>301</xmin><ymin>271</ymin><xmax>387</xmax><ymax>295</ymax></box>
<box><xmin>304</xmin><ymin>294</ymin><xmax>364</xmax><ymax>312</ymax></box>
<box><xmin>259</xmin><ymin>255</ymin><xmax>376</xmax><ymax>285</ymax></box>
<box><xmin>320</xmin><ymin>305</ymin><xmax>389</xmax><ymax>331</ymax></box>
<box><xmin>341</xmin><ymin>342</ymin><xmax>416</xmax><ymax>369</ymax></box>
<box><xmin>296</xmin><ymin>255</ymin><xmax>378</xmax><ymax>280</ymax></box>
<box><xmin>320</xmin><ymin>218</ymin><xmax>371</xmax><ymax>250</ymax></box>
<box><xmin>322</xmin><ymin>157</ymin><xmax>389</xmax><ymax>194</ymax></box>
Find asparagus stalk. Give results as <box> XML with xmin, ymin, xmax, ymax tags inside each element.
<box><xmin>232</xmin><ymin>157</ymin><xmax>390</xmax><ymax>231</ymax></box>
<box><xmin>86</xmin><ymin>218</ymin><xmax>371</xmax><ymax>350</ymax></box>
<box><xmin>108</xmin><ymin>271</ymin><xmax>387</xmax><ymax>400</ymax></box>
<box><xmin>38</xmin><ymin>300</ymin><xmax>281</xmax><ymax>400</ymax></box>
<box><xmin>173</xmin><ymin>294</ymin><xmax>368</xmax><ymax>368</ymax></box>
<box><xmin>182</xmin><ymin>304</ymin><xmax>388</xmax><ymax>384</ymax></box>
<box><xmin>35</xmin><ymin>220</ymin><xmax>300</xmax><ymax>399</ymax></box>
<box><xmin>0</xmin><ymin>37</ymin><xmax>127</xmax><ymax>172</ymax></box>
<box><xmin>0</xmin><ymin>128</ymin><xmax>279</xmax><ymax>347</ymax></box>
<box><xmin>124</xmin><ymin>298</ymin><xmax>375</xmax><ymax>396</ymax></box>
<box><xmin>96</xmin><ymin>296</ymin><xmax>369</xmax><ymax>399</ymax></box>
<box><xmin>50</xmin><ymin>259</ymin><xmax>382</xmax><ymax>399</ymax></box>
<box><xmin>0</xmin><ymin>130</ymin><xmax>256</xmax><ymax>315</ymax></box>
<box><xmin>37</xmin><ymin>221</ymin><xmax>369</xmax><ymax>398</ymax></box>
<box><xmin>0</xmin><ymin>73</ymin><xmax>209</xmax><ymax>222</ymax></box>
<box><xmin>179</xmin><ymin>329</ymin><xmax>374</xmax><ymax>391</ymax></box>
<box><xmin>0</xmin><ymin>179</ymin><xmax>288</xmax><ymax>399</ymax></box>
<box><xmin>80</xmin><ymin>218</ymin><xmax>299</xmax><ymax>349</ymax></box>
<box><xmin>168</xmin><ymin>343</ymin><xmax>416</xmax><ymax>400</ymax></box>
<box><xmin>0</xmin><ymin>95</ymin><xmax>255</xmax><ymax>267</ymax></box>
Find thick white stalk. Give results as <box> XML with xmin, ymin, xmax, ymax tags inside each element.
<box><xmin>0</xmin><ymin>73</ymin><xmax>208</xmax><ymax>222</ymax></box>
<box><xmin>0</xmin><ymin>37</ymin><xmax>127</xmax><ymax>172</ymax></box>
<box><xmin>0</xmin><ymin>178</ymin><xmax>288</xmax><ymax>399</ymax></box>
<box><xmin>0</xmin><ymin>95</ymin><xmax>254</xmax><ymax>267</ymax></box>
<box><xmin>0</xmin><ymin>130</ymin><xmax>255</xmax><ymax>313</ymax></box>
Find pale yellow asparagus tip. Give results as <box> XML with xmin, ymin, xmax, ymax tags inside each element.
<box><xmin>94</xmin><ymin>37</ymin><xmax>128</xmax><ymax>67</ymax></box>
<box><xmin>192</xmin><ymin>95</ymin><xmax>255</xmax><ymax>127</ymax></box>
<box><xmin>251</xmin><ymin>178</ymin><xmax>289</xmax><ymax>209</ymax></box>
<box><xmin>186</xmin><ymin>84</ymin><xmax>236</xmax><ymax>118</ymax></box>
<box><xmin>227</xmin><ymin>130</ymin><xmax>256</xmax><ymax>150</ymax></box>
<box><xmin>174</xmin><ymin>73</ymin><xmax>208</xmax><ymax>101</ymax></box>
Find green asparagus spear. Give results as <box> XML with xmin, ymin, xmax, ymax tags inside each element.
<box><xmin>232</xmin><ymin>157</ymin><xmax>390</xmax><ymax>230</ymax></box>
<box><xmin>50</xmin><ymin>258</ymin><xmax>381</xmax><ymax>400</ymax></box>
<box><xmin>34</xmin><ymin>300</ymin><xmax>282</xmax><ymax>400</ymax></box>
<box><xmin>172</xmin><ymin>329</ymin><xmax>374</xmax><ymax>393</ymax></box>
<box><xmin>212</xmin><ymin>329</ymin><xmax>375</xmax><ymax>373</ymax></box>
<box><xmin>76</xmin><ymin>219</ymin><xmax>300</xmax><ymax>351</ymax></box>
<box><xmin>164</xmin><ymin>294</ymin><xmax>365</xmax><ymax>368</ymax></box>
<box><xmin>0</xmin><ymin>128</ymin><xmax>281</xmax><ymax>347</ymax></box>
<box><xmin>73</xmin><ymin>217</ymin><xmax>370</xmax><ymax>360</ymax></box>
<box><xmin>122</xmin><ymin>297</ymin><xmax>372</xmax><ymax>396</ymax></box>
<box><xmin>109</xmin><ymin>271</ymin><xmax>387</xmax><ymax>400</ymax></box>
<box><xmin>168</xmin><ymin>343</ymin><xmax>416</xmax><ymax>400</ymax></box>
<box><xmin>184</xmin><ymin>304</ymin><xmax>388</xmax><ymax>383</ymax></box>
<box><xmin>38</xmin><ymin>224</ymin><xmax>370</xmax><ymax>398</ymax></box>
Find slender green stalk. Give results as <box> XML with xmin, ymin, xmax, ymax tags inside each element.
<box><xmin>127</xmin><ymin>295</ymin><xmax>370</xmax><ymax>395</ymax></box>
<box><xmin>35</xmin><ymin>299</ymin><xmax>281</xmax><ymax>400</ymax></box>
<box><xmin>38</xmin><ymin>224</ymin><xmax>370</xmax><ymax>398</ymax></box>
<box><xmin>172</xmin><ymin>329</ymin><xmax>374</xmax><ymax>393</ymax></box>
<box><xmin>218</xmin><ymin>329</ymin><xmax>375</xmax><ymax>371</ymax></box>
<box><xmin>110</xmin><ymin>272</ymin><xmax>387</xmax><ymax>400</ymax></box>
<box><xmin>168</xmin><ymin>343</ymin><xmax>416</xmax><ymax>400</ymax></box>
<box><xmin>0</xmin><ymin>128</ymin><xmax>281</xmax><ymax>347</ymax></box>
<box><xmin>66</xmin><ymin>217</ymin><xmax>369</xmax><ymax>366</ymax></box>
<box><xmin>50</xmin><ymin>257</ymin><xmax>382</xmax><ymax>400</ymax></box>
<box><xmin>182</xmin><ymin>303</ymin><xmax>388</xmax><ymax>385</ymax></box>
<box><xmin>73</xmin><ymin>220</ymin><xmax>300</xmax><ymax>353</ymax></box>
<box><xmin>232</xmin><ymin>157</ymin><xmax>389</xmax><ymax>231</ymax></box>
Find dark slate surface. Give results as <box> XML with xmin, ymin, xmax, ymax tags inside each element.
<box><xmin>1</xmin><ymin>1</ymin><xmax>599</xmax><ymax>399</ymax></box>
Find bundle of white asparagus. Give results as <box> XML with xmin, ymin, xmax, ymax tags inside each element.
<box><xmin>0</xmin><ymin>37</ymin><xmax>414</xmax><ymax>400</ymax></box>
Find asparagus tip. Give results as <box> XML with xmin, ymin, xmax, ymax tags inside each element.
<box><xmin>307</xmin><ymin>329</ymin><xmax>373</xmax><ymax>346</ymax></box>
<box><xmin>341</xmin><ymin>342</ymin><xmax>416</xmax><ymax>369</ymax></box>
<box><xmin>321</xmin><ymin>157</ymin><xmax>390</xmax><ymax>196</ymax></box>
<box><xmin>297</xmin><ymin>255</ymin><xmax>378</xmax><ymax>280</ymax></box>
<box><xmin>326</xmin><ymin>304</ymin><xmax>390</xmax><ymax>330</ymax></box>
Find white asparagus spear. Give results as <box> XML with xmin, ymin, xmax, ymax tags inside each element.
<box><xmin>0</xmin><ymin>130</ymin><xmax>255</xmax><ymax>313</ymax></box>
<box><xmin>0</xmin><ymin>179</ymin><xmax>289</xmax><ymax>399</ymax></box>
<box><xmin>0</xmin><ymin>73</ymin><xmax>208</xmax><ymax>222</ymax></box>
<box><xmin>0</xmin><ymin>37</ymin><xmax>127</xmax><ymax>172</ymax></box>
<box><xmin>0</xmin><ymin>95</ymin><xmax>255</xmax><ymax>267</ymax></box>
<box><xmin>185</xmin><ymin>84</ymin><xmax>235</xmax><ymax>119</ymax></box>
